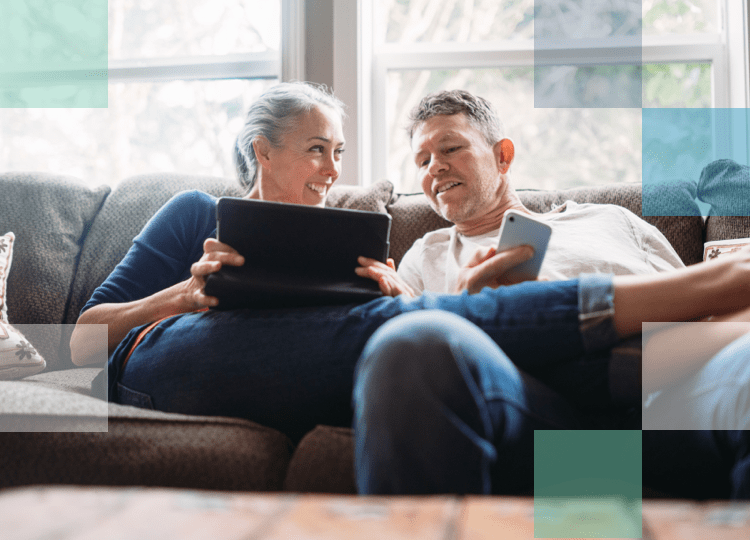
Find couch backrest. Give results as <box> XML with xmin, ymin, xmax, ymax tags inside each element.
<box><xmin>387</xmin><ymin>183</ymin><xmax>705</xmax><ymax>268</ymax></box>
<box><xmin>2</xmin><ymin>171</ymin><xmax>709</xmax><ymax>371</ymax></box>
<box><xmin>0</xmin><ymin>172</ymin><xmax>110</xmax><ymax>368</ymax></box>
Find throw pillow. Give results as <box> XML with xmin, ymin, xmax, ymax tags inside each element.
<box><xmin>0</xmin><ymin>320</ymin><xmax>46</xmax><ymax>380</ymax></box>
<box><xmin>0</xmin><ymin>232</ymin><xmax>13</xmax><ymax>324</ymax></box>
<box><xmin>697</xmin><ymin>159</ymin><xmax>750</xmax><ymax>216</ymax></box>
<box><xmin>0</xmin><ymin>232</ymin><xmax>46</xmax><ymax>380</ymax></box>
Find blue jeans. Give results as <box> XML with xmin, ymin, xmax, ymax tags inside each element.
<box><xmin>110</xmin><ymin>276</ymin><xmax>615</xmax><ymax>441</ymax></box>
<box><xmin>352</xmin><ymin>309</ymin><xmax>624</xmax><ymax>495</ymax></box>
<box><xmin>643</xmin><ymin>332</ymin><xmax>750</xmax><ymax>430</ymax></box>
<box><xmin>352</xmin><ymin>313</ymin><xmax>750</xmax><ymax>497</ymax></box>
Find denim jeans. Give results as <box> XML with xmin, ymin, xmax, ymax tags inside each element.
<box><xmin>643</xmin><ymin>332</ymin><xmax>750</xmax><ymax>430</ymax></box>
<box><xmin>352</xmin><ymin>274</ymin><xmax>623</xmax><ymax>495</ymax></box>
<box><xmin>111</xmin><ymin>276</ymin><xmax>613</xmax><ymax>441</ymax></box>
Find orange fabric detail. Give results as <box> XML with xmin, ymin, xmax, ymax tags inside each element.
<box><xmin>121</xmin><ymin>307</ymin><xmax>209</xmax><ymax>370</ymax></box>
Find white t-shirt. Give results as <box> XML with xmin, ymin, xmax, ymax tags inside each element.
<box><xmin>397</xmin><ymin>201</ymin><xmax>686</xmax><ymax>294</ymax></box>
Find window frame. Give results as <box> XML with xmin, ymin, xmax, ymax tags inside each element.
<box><xmin>334</xmin><ymin>0</ymin><xmax>750</xmax><ymax>188</ymax></box>
<box><xmin>108</xmin><ymin>0</ymin><xmax>304</xmax><ymax>84</ymax></box>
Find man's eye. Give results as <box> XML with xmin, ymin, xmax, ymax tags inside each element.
<box><xmin>446</xmin><ymin>146</ymin><xmax>460</xmax><ymax>153</ymax></box>
<box><xmin>419</xmin><ymin>158</ymin><xmax>430</xmax><ymax>167</ymax></box>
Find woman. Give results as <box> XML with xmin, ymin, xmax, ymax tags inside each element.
<box><xmin>71</xmin><ymin>82</ymin><xmax>750</xmax><ymax>442</ymax></box>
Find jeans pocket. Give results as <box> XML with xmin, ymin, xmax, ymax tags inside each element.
<box><xmin>117</xmin><ymin>383</ymin><xmax>155</xmax><ymax>410</ymax></box>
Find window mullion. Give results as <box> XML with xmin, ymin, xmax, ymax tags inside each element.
<box><xmin>108</xmin><ymin>53</ymin><xmax>279</xmax><ymax>83</ymax></box>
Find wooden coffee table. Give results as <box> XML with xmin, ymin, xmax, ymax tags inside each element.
<box><xmin>1</xmin><ymin>486</ymin><xmax>749</xmax><ymax>539</ymax></box>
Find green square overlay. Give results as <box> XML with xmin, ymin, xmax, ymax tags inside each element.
<box><xmin>0</xmin><ymin>0</ymin><xmax>107</xmax><ymax>107</ymax></box>
<box><xmin>534</xmin><ymin>430</ymin><xmax>642</xmax><ymax>538</ymax></box>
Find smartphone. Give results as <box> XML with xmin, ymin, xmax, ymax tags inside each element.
<box><xmin>496</xmin><ymin>210</ymin><xmax>552</xmax><ymax>282</ymax></box>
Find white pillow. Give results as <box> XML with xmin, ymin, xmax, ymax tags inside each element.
<box><xmin>0</xmin><ymin>232</ymin><xmax>46</xmax><ymax>380</ymax></box>
<box><xmin>0</xmin><ymin>232</ymin><xmax>12</xmax><ymax>324</ymax></box>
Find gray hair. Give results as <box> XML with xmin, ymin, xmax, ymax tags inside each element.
<box><xmin>234</xmin><ymin>82</ymin><xmax>346</xmax><ymax>191</ymax></box>
<box><xmin>407</xmin><ymin>90</ymin><xmax>504</xmax><ymax>147</ymax></box>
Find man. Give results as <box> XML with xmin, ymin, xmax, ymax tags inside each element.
<box><xmin>354</xmin><ymin>90</ymin><xmax>750</xmax><ymax>497</ymax></box>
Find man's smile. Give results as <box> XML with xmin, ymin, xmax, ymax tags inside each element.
<box><xmin>436</xmin><ymin>181</ymin><xmax>462</xmax><ymax>195</ymax></box>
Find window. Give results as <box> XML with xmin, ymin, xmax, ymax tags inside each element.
<box><xmin>337</xmin><ymin>0</ymin><xmax>750</xmax><ymax>193</ymax></box>
<box><xmin>0</xmin><ymin>0</ymin><xmax>303</xmax><ymax>188</ymax></box>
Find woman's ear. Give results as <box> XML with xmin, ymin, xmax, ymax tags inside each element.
<box><xmin>252</xmin><ymin>136</ymin><xmax>273</xmax><ymax>170</ymax></box>
<box><xmin>494</xmin><ymin>138</ymin><xmax>515</xmax><ymax>174</ymax></box>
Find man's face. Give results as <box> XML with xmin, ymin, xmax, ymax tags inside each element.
<box><xmin>412</xmin><ymin>113</ymin><xmax>504</xmax><ymax>225</ymax></box>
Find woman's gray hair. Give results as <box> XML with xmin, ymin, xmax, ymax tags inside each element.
<box><xmin>234</xmin><ymin>82</ymin><xmax>346</xmax><ymax>192</ymax></box>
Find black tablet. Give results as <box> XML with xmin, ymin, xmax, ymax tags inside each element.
<box><xmin>203</xmin><ymin>197</ymin><xmax>392</xmax><ymax>309</ymax></box>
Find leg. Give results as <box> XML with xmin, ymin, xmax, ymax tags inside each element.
<box><xmin>352</xmin><ymin>310</ymin><xmax>594</xmax><ymax>495</ymax></box>
<box><xmin>643</xmin><ymin>332</ymin><xmax>750</xmax><ymax>430</ymax></box>
<box><xmin>113</xmin><ymin>276</ymin><xmax>617</xmax><ymax>439</ymax></box>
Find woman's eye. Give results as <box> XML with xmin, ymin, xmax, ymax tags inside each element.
<box><xmin>335</xmin><ymin>148</ymin><xmax>345</xmax><ymax>155</ymax></box>
<box><xmin>310</xmin><ymin>145</ymin><xmax>324</xmax><ymax>152</ymax></box>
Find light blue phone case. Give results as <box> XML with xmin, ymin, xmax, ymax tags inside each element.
<box><xmin>496</xmin><ymin>210</ymin><xmax>552</xmax><ymax>281</ymax></box>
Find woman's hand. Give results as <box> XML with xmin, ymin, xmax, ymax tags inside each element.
<box><xmin>454</xmin><ymin>245</ymin><xmax>534</xmax><ymax>294</ymax></box>
<box><xmin>356</xmin><ymin>257</ymin><xmax>416</xmax><ymax>298</ymax></box>
<box><xmin>181</xmin><ymin>238</ymin><xmax>245</xmax><ymax>309</ymax></box>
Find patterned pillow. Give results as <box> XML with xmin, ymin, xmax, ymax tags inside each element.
<box><xmin>0</xmin><ymin>232</ymin><xmax>46</xmax><ymax>380</ymax></box>
<box><xmin>0</xmin><ymin>232</ymin><xmax>13</xmax><ymax>324</ymax></box>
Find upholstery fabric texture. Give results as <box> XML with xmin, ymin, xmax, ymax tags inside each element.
<box><xmin>705</xmin><ymin>216</ymin><xmax>750</xmax><ymax>243</ymax></box>
<box><xmin>0</xmin><ymin>421</ymin><xmax>292</xmax><ymax>491</ymax></box>
<box><xmin>642</xmin><ymin>178</ymin><xmax>701</xmax><ymax>217</ymax></box>
<box><xmin>0</xmin><ymin>173</ymin><xmax>109</xmax><ymax>369</ymax></box>
<box><xmin>698</xmin><ymin>159</ymin><xmax>750</xmax><ymax>216</ymax></box>
<box><xmin>284</xmin><ymin>425</ymin><xmax>356</xmax><ymax>494</ymax></box>
<box><xmin>325</xmin><ymin>179</ymin><xmax>394</xmax><ymax>214</ymax></box>
<box><xmin>388</xmin><ymin>184</ymin><xmax>704</xmax><ymax>267</ymax></box>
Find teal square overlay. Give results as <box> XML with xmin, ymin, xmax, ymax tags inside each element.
<box><xmin>0</xmin><ymin>0</ymin><xmax>107</xmax><ymax>108</ymax></box>
<box><xmin>534</xmin><ymin>430</ymin><xmax>642</xmax><ymax>538</ymax></box>
<box><xmin>643</xmin><ymin>108</ymin><xmax>750</xmax><ymax>217</ymax></box>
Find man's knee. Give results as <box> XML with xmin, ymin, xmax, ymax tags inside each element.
<box><xmin>353</xmin><ymin>311</ymin><xmax>480</xmax><ymax>415</ymax></box>
<box><xmin>356</xmin><ymin>310</ymin><xmax>474</xmax><ymax>383</ymax></box>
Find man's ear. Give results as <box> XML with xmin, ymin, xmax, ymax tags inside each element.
<box><xmin>252</xmin><ymin>136</ymin><xmax>273</xmax><ymax>170</ymax></box>
<box><xmin>494</xmin><ymin>138</ymin><xmax>515</xmax><ymax>174</ymax></box>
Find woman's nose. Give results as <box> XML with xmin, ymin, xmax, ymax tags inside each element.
<box><xmin>322</xmin><ymin>153</ymin><xmax>340</xmax><ymax>179</ymax></box>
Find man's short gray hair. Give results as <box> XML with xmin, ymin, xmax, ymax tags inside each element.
<box><xmin>407</xmin><ymin>90</ymin><xmax>504</xmax><ymax>147</ymax></box>
<box><xmin>234</xmin><ymin>82</ymin><xmax>346</xmax><ymax>192</ymax></box>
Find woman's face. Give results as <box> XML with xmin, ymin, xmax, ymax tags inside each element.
<box><xmin>253</xmin><ymin>105</ymin><xmax>345</xmax><ymax>207</ymax></box>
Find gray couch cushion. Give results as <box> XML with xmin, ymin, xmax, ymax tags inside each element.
<box><xmin>705</xmin><ymin>216</ymin><xmax>750</xmax><ymax>244</ymax></box>
<box><xmin>642</xmin><ymin>178</ymin><xmax>701</xmax><ymax>217</ymax></box>
<box><xmin>387</xmin><ymin>184</ymin><xmax>704</xmax><ymax>268</ymax></box>
<box><xmin>325</xmin><ymin>180</ymin><xmax>394</xmax><ymax>213</ymax></box>
<box><xmin>0</xmin><ymin>368</ymin><xmax>293</xmax><ymax>491</ymax></box>
<box><xmin>64</xmin><ymin>173</ymin><xmax>244</xmax><ymax>328</ymax></box>
<box><xmin>0</xmin><ymin>173</ymin><xmax>110</xmax><ymax>369</ymax></box>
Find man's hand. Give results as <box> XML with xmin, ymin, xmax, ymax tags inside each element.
<box><xmin>455</xmin><ymin>245</ymin><xmax>535</xmax><ymax>294</ymax></box>
<box><xmin>356</xmin><ymin>257</ymin><xmax>416</xmax><ymax>298</ymax></box>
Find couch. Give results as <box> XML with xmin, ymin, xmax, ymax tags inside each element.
<box><xmin>0</xmin><ymin>170</ymin><xmax>743</xmax><ymax>495</ymax></box>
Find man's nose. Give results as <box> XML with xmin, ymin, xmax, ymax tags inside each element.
<box><xmin>428</xmin><ymin>155</ymin><xmax>447</xmax><ymax>176</ymax></box>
